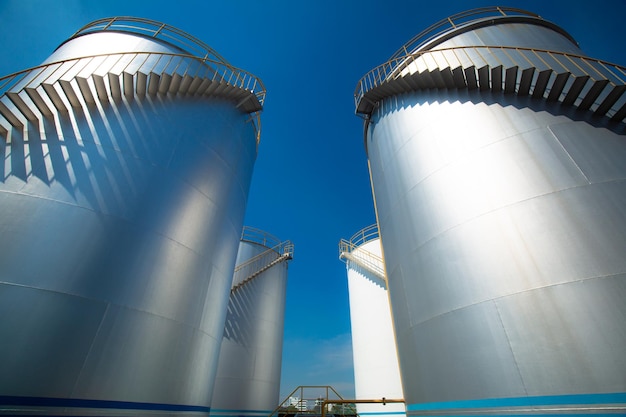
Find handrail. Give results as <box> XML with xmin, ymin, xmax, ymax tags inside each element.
<box><xmin>388</xmin><ymin>7</ymin><xmax>542</xmax><ymax>60</ymax></box>
<box><xmin>345</xmin><ymin>223</ymin><xmax>380</xmax><ymax>248</ymax></box>
<box><xmin>240</xmin><ymin>226</ymin><xmax>284</xmax><ymax>250</ymax></box>
<box><xmin>65</xmin><ymin>17</ymin><xmax>232</xmax><ymax>68</ymax></box>
<box><xmin>338</xmin><ymin>224</ymin><xmax>385</xmax><ymax>280</ymax></box>
<box><xmin>0</xmin><ymin>51</ymin><xmax>266</xmax><ymax>106</ymax></box>
<box><xmin>354</xmin><ymin>45</ymin><xmax>626</xmax><ymax>112</ymax></box>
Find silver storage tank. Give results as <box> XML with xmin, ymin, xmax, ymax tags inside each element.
<box><xmin>355</xmin><ymin>7</ymin><xmax>626</xmax><ymax>416</ymax></box>
<box><xmin>0</xmin><ymin>18</ymin><xmax>264</xmax><ymax>415</ymax></box>
<box><xmin>211</xmin><ymin>227</ymin><xmax>293</xmax><ymax>417</ymax></box>
<box><xmin>339</xmin><ymin>225</ymin><xmax>405</xmax><ymax>417</ymax></box>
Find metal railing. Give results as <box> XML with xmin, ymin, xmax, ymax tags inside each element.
<box><xmin>0</xmin><ymin>50</ymin><xmax>266</xmax><ymax>144</ymax></box>
<box><xmin>241</xmin><ymin>226</ymin><xmax>287</xmax><ymax>251</ymax></box>
<box><xmin>355</xmin><ymin>45</ymin><xmax>626</xmax><ymax>113</ymax></box>
<box><xmin>342</xmin><ymin>223</ymin><xmax>380</xmax><ymax>248</ymax></box>
<box><xmin>387</xmin><ymin>7</ymin><xmax>543</xmax><ymax>61</ymax></box>
<box><xmin>269</xmin><ymin>386</ymin><xmax>346</xmax><ymax>417</ymax></box>
<box><xmin>339</xmin><ymin>224</ymin><xmax>385</xmax><ymax>280</ymax></box>
<box><xmin>0</xmin><ymin>52</ymin><xmax>266</xmax><ymax>105</ymax></box>
<box><xmin>67</xmin><ymin>16</ymin><xmax>232</xmax><ymax>66</ymax></box>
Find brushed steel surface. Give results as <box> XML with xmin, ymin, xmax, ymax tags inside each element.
<box><xmin>0</xmin><ymin>28</ymin><xmax>258</xmax><ymax>415</ymax></box>
<box><xmin>365</xmin><ymin>15</ymin><xmax>626</xmax><ymax>413</ymax></box>
<box><xmin>211</xmin><ymin>239</ymin><xmax>289</xmax><ymax>415</ymax></box>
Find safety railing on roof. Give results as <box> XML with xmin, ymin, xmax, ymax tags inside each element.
<box><xmin>67</xmin><ymin>17</ymin><xmax>231</xmax><ymax>66</ymax></box>
<box><xmin>241</xmin><ymin>226</ymin><xmax>285</xmax><ymax>250</ymax></box>
<box><xmin>232</xmin><ymin>227</ymin><xmax>293</xmax><ymax>292</ymax></box>
<box><xmin>0</xmin><ymin>52</ymin><xmax>265</xmax><ymax>105</ymax></box>
<box><xmin>342</xmin><ymin>224</ymin><xmax>380</xmax><ymax>249</ymax></box>
<box><xmin>339</xmin><ymin>224</ymin><xmax>385</xmax><ymax>280</ymax></box>
<box><xmin>388</xmin><ymin>7</ymin><xmax>542</xmax><ymax>61</ymax></box>
<box><xmin>354</xmin><ymin>45</ymin><xmax>626</xmax><ymax>120</ymax></box>
<box><xmin>0</xmin><ymin>51</ymin><xmax>266</xmax><ymax>143</ymax></box>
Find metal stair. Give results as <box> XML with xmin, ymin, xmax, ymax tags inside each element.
<box><xmin>0</xmin><ymin>51</ymin><xmax>266</xmax><ymax>144</ymax></box>
<box><xmin>339</xmin><ymin>243</ymin><xmax>386</xmax><ymax>282</ymax></box>
<box><xmin>339</xmin><ymin>224</ymin><xmax>386</xmax><ymax>282</ymax></box>
<box><xmin>355</xmin><ymin>46</ymin><xmax>626</xmax><ymax>123</ymax></box>
<box><xmin>230</xmin><ymin>240</ymin><xmax>294</xmax><ymax>294</ymax></box>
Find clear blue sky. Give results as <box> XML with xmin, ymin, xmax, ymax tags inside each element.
<box><xmin>1</xmin><ymin>0</ymin><xmax>624</xmax><ymax>401</ymax></box>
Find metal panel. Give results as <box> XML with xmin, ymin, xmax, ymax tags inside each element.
<box><xmin>211</xmin><ymin>238</ymin><xmax>289</xmax><ymax>416</ymax></box>
<box><xmin>345</xmin><ymin>237</ymin><xmax>405</xmax><ymax>417</ymax></box>
<box><xmin>367</xmin><ymin>86</ymin><xmax>626</xmax><ymax>415</ymax></box>
<box><xmin>0</xmin><ymin>27</ymin><xmax>259</xmax><ymax>415</ymax></box>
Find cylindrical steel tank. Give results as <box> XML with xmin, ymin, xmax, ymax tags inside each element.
<box><xmin>0</xmin><ymin>18</ymin><xmax>264</xmax><ymax>415</ymax></box>
<box><xmin>355</xmin><ymin>7</ymin><xmax>626</xmax><ymax>416</ymax></box>
<box><xmin>340</xmin><ymin>225</ymin><xmax>405</xmax><ymax>417</ymax></box>
<box><xmin>211</xmin><ymin>227</ymin><xmax>293</xmax><ymax>417</ymax></box>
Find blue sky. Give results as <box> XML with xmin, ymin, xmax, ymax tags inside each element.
<box><xmin>1</xmin><ymin>0</ymin><xmax>624</xmax><ymax>401</ymax></box>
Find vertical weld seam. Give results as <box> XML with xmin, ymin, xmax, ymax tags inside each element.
<box><xmin>493</xmin><ymin>298</ymin><xmax>528</xmax><ymax>396</ymax></box>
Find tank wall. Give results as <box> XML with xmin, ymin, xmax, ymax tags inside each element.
<box><xmin>347</xmin><ymin>238</ymin><xmax>405</xmax><ymax>417</ymax></box>
<box><xmin>367</xmin><ymin>88</ymin><xmax>626</xmax><ymax>409</ymax></box>
<box><xmin>211</xmin><ymin>240</ymin><xmax>288</xmax><ymax>415</ymax></box>
<box><xmin>0</xmin><ymin>31</ymin><xmax>257</xmax><ymax>414</ymax></box>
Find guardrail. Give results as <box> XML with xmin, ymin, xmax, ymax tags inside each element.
<box><xmin>0</xmin><ymin>52</ymin><xmax>266</xmax><ymax>105</ymax></box>
<box><xmin>387</xmin><ymin>6</ymin><xmax>543</xmax><ymax>61</ymax></box>
<box><xmin>67</xmin><ymin>16</ymin><xmax>231</xmax><ymax>66</ymax></box>
<box><xmin>339</xmin><ymin>224</ymin><xmax>385</xmax><ymax>280</ymax></box>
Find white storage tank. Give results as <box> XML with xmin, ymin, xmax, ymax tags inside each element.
<box><xmin>0</xmin><ymin>17</ymin><xmax>264</xmax><ymax>415</ymax></box>
<box><xmin>340</xmin><ymin>225</ymin><xmax>405</xmax><ymax>417</ymax></box>
<box><xmin>355</xmin><ymin>7</ymin><xmax>626</xmax><ymax>417</ymax></box>
<box><xmin>211</xmin><ymin>227</ymin><xmax>293</xmax><ymax>417</ymax></box>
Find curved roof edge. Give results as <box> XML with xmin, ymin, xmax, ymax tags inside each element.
<box><xmin>388</xmin><ymin>7</ymin><xmax>577</xmax><ymax>60</ymax></box>
<box><xmin>59</xmin><ymin>16</ymin><xmax>231</xmax><ymax>65</ymax></box>
<box><xmin>415</xmin><ymin>15</ymin><xmax>579</xmax><ymax>54</ymax></box>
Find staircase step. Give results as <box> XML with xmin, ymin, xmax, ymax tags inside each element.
<box><xmin>429</xmin><ymin>69</ymin><xmax>446</xmax><ymax>89</ymax></box>
<box><xmin>42</xmin><ymin>83</ymin><xmax>67</xmax><ymax>112</ymax></box>
<box><xmin>439</xmin><ymin>67</ymin><xmax>455</xmax><ymax>88</ymax></box>
<box><xmin>452</xmin><ymin>66</ymin><xmax>466</xmax><ymax>88</ymax></box>
<box><xmin>108</xmin><ymin>73</ymin><xmax>122</xmax><ymax>101</ymax></box>
<box><xmin>24</xmin><ymin>87</ymin><xmax>53</xmax><ymax>118</ymax></box>
<box><xmin>578</xmin><ymin>79</ymin><xmax>609</xmax><ymax>111</ymax></box>
<box><xmin>611</xmin><ymin>101</ymin><xmax>626</xmax><ymax>122</ymax></box>
<box><xmin>595</xmin><ymin>84</ymin><xmax>626</xmax><ymax>116</ymax></box>
<box><xmin>147</xmin><ymin>72</ymin><xmax>160</xmax><ymax>95</ymax></box>
<box><xmin>0</xmin><ymin>99</ymin><xmax>23</xmax><ymax>127</ymax></box>
<box><xmin>491</xmin><ymin>65</ymin><xmax>503</xmax><ymax>93</ymax></box>
<box><xmin>478</xmin><ymin>66</ymin><xmax>490</xmax><ymax>90</ymax></box>
<box><xmin>169</xmin><ymin>73</ymin><xmax>183</xmax><ymax>94</ymax></box>
<box><xmin>504</xmin><ymin>66</ymin><xmax>518</xmax><ymax>94</ymax></box>
<box><xmin>532</xmin><ymin>69</ymin><xmax>553</xmax><ymax>98</ymax></box>
<box><xmin>547</xmin><ymin>72</ymin><xmax>570</xmax><ymax>101</ymax></box>
<box><xmin>6</xmin><ymin>92</ymin><xmax>38</xmax><ymax>121</ymax></box>
<box><xmin>158</xmin><ymin>73</ymin><xmax>172</xmax><ymax>94</ymax></box>
<box><xmin>59</xmin><ymin>80</ymin><xmax>81</xmax><ymax>107</ymax></box>
<box><xmin>195</xmin><ymin>78</ymin><xmax>213</xmax><ymax>95</ymax></box>
<box><xmin>402</xmin><ymin>73</ymin><xmax>421</xmax><ymax>90</ymax></box>
<box><xmin>76</xmin><ymin>76</ymin><xmax>95</xmax><ymax>104</ymax></box>
<box><xmin>187</xmin><ymin>76</ymin><xmax>204</xmax><ymax>95</ymax></box>
<box><xmin>417</xmin><ymin>70</ymin><xmax>435</xmax><ymax>89</ymax></box>
<box><xmin>178</xmin><ymin>75</ymin><xmax>194</xmax><ymax>94</ymax></box>
<box><xmin>92</xmin><ymin>74</ymin><xmax>108</xmax><ymax>102</ymax></box>
<box><xmin>394</xmin><ymin>76</ymin><xmax>412</xmax><ymax>93</ymax></box>
<box><xmin>464</xmin><ymin>66</ymin><xmax>478</xmax><ymax>89</ymax></box>
<box><xmin>136</xmin><ymin>72</ymin><xmax>147</xmax><ymax>96</ymax></box>
<box><xmin>518</xmin><ymin>67</ymin><xmax>535</xmax><ymax>96</ymax></box>
<box><xmin>123</xmin><ymin>72</ymin><xmax>134</xmax><ymax>97</ymax></box>
<box><xmin>562</xmin><ymin>75</ymin><xmax>589</xmax><ymax>106</ymax></box>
